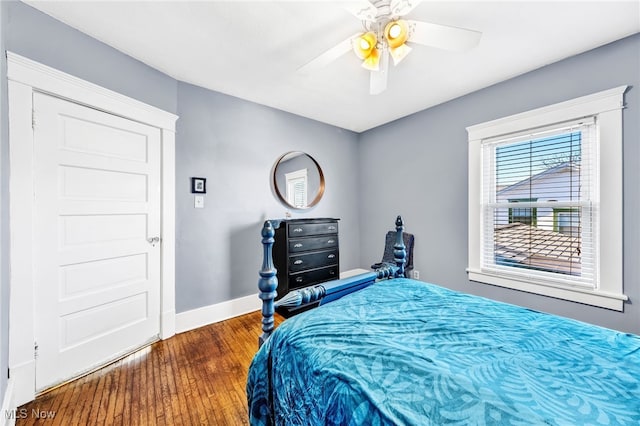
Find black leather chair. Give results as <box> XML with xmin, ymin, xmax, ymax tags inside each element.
<box><xmin>371</xmin><ymin>231</ymin><xmax>415</xmax><ymax>278</ymax></box>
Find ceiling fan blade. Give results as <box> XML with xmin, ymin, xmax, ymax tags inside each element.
<box><xmin>298</xmin><ymin>33</ymin><xmax>361</xmax><ymax>74</ymax></box>
<box><xmin>370</xmin><ymin>49</ymin><xmax>389</xmax><ymax>95</ymax></box>
<box><xmin>390</xmin><ymin>0</ymin><xmax>423</xmax><ymax>17</ymax></box>
<box><xmin>407</xmin><ymin>20</ymin><xmax>481</xmax><ymax>52</ymax></box>
<box><xmin>342</xmin><ymin>0</ymin><xmax>378</xmax><ymax>21</ymax></box>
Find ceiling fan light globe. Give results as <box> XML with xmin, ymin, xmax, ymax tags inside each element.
<box><xmin>361</xmin><ymin>48</ymin><xmax>380</xmax><ymax>71</ymax></box>
<box><xmin>389</xmin><ymin>24</ymin><xmax>401</xmax><ymax>39</ymax></box>
<box><xmin>384</xmin><ymin>20</ymin><xmax>409</xmax><ymax>48</ymax></box>
<box><xmin>353</xmin><ymin>31</ymin><xmax>378</xmax><ymax>59</ymax></box>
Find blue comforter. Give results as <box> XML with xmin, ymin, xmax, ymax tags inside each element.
<box><xmin>247</xmin><ymin>278</ymin><xmax>640</xmax><ymax>425</ymax></box>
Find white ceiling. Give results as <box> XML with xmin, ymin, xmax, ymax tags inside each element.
<box><xmin>24</xmin><ymin>1</ymin><xmax>640</xmax><ymax>132</ymax></box>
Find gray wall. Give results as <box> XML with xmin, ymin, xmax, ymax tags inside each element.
<box><xmin>5</xmin><ymin>0</ymin><xmax>178</xmax><ymax>114</ymax></box>
<box><xmin>358</xmin><ymin>33</ymin><xmax>640</xmax><ymax>334</ymax></box>
<box><xmin>0</xmin><ymin>0</ymin><xmax>8</xmax><ymax>410</ymax></box>
<box><xmin>1</xmin><ymin>2</ymin><xmax>362</xmax><ymax>320</ymax></box>
<box><xmin>175</xmin><ymin>82</ymin><xmax>360</xmax><ymax>313</ymax></box>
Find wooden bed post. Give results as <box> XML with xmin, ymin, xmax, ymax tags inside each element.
<box><xmin>394</xmin><ymin>215</ymin><xmax>407</xmax><ymax>277</ymax></box>
<box><xmin>258</xmin><ymin>220</ymin><xmax>278</xmax><ymax>347</ymax></box>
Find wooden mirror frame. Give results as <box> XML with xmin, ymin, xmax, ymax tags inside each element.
<box><xmin>271</xmin><ymin>151</ymin><xmax>325</xmax><ymax>210</ymax></box>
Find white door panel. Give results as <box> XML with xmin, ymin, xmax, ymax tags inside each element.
<box><xmin>59</xmin><ymin>166</ymin><xmax>149</xmax><ymax>202</ymax></box>
<box><xmin>58</xmin><ymin>278</ymin><xmax>150</xmax><ymax>312</ymax></box>
<box><xmin>33</xmin><ymin>92</ymin><xmax>161</xmax><ymax>391</ymax></box>
<box><xmin>58</xmin><ymin>253</ymin><xmax>148</xmax><ymax>300</ymax></box>
<box><xmin>59</xmin><ymin>214</ymin><xmax>148</xmax><ymax>246</ymax></box>
<box><xmin>60</xmin><ymin>115</ymin><xmax>150</xmax><ymax>162</ymax></box>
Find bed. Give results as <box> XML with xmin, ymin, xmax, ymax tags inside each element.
<box><xmin>247</xmin><ymin>216</ymin><xmax>640</xmax><ymax>425</ymax></box>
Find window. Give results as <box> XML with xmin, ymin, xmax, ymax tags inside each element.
<box><xmin>285</xmin><ymin>169</ymin><xmax>308</xmax><ymax>208</ymax></box>
<box><xmin>554</xmin><ymin>208</ymin><xmax>580</xmax><ymax>235</ymax></box>
<box><xmin>507</xmin><ymin>199</ymin><xmax>538</xmax><ymax>226</ymax></box>
<box><xmin>467</xmin><ymin>87</ymin><xmax>627</xmax><ymax>311</ymax></box>
<box><xmin>489</xmin><ymin>125</ymin><xmax>592</xmax><ymax>280</ymax></box>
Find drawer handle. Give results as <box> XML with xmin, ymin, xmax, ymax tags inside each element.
<box><xmin>327</xmin><ymin>240</ymin><xmax>335</xmax><ymax>244</ymax></box>
<box><xmin>294</xmin><ymin>260</ymin><xmax>303</xmax><ymax>265</ymax></box>
<box><xmin>330</xmin><ymin>270</ymin><xmax>336</xmax><ymax>275</ymax></box>
<box><xmin>328</xmin><ymin>226</ymin><xmax>337</xmax><ymax>231</ymax></box>
<box><xmin>293</xmin><ymin>228</ymin><xmax>303</xmax><ymax>233</ymax></box>
<box><xmin>327</xmin><ymin>254</ymin><xmax>336</xmax><ymax>259</ymax></box>
<box><xmin>294</xmin><ymin>243</ymin><xmax>303</xmax><ymax>248</ymax></box>
<box><xmin>296</xmin><ymin>277</ymin><xmax>304</xmax><ymax>283</ymax></box>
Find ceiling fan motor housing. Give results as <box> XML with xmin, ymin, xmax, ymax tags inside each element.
<box><xmin>372</xmin><ymin>0</ymin><xmax>393</xmax><ymax>20</ymax></box>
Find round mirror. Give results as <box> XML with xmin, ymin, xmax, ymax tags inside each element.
<box><xmin>272</xmin><ymin>151</ymin><xmax>325</xmax><ymax>210</ymax></box>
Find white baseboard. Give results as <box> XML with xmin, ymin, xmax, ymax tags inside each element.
<box><xmin>175</xmin><ymin>272</ymin><xmax>370</xmax><ymax>335</ymax></box>
<box><xmin>1</xmin><ymin>379</ymin><xmax>16</xmax><ymax>426</ymax></box>
<box><xmin>175</xmin><ymin>293</ymin><xmax>261</xmax><ymax>334</ymax></box>
<box><xmin>340</xmin><ymin>268</ymin><xmax>370</xmax><ymax>279</ymax></box>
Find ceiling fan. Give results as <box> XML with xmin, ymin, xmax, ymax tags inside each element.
<box><xmin>299</xmin><ymin>0</ymin><xmax>482</xmax><ymax>94</ymax></box>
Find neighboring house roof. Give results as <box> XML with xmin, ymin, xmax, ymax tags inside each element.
<box><xmin>497</xmin><ymin>162</ymin><xmax>579</xmax><ymax>197</ymax></box>
<box><xmin>494</xmin><ymin>223</ymin><xmax>581</xmax><ymax>275</ymax></box>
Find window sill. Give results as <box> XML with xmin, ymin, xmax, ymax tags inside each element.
<box><xmin>467</xmin><ymin>268</ymin><xmax>627</xmax><ymax>311</ymax></box>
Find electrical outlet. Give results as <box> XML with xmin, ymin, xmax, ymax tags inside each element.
<box><xmin>412</xmin><ymin>270</ymin><xmax>420</xmax><ymax>280</ymax></box>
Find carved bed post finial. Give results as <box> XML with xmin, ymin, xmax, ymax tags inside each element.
<box><xmin>258</xmin><ymin>220</ymin><xmax>278</xmax><ymax>347</ymax></box>
<box><xmin>394</xmin><ymin>215</ymin><xmax>407</xmax><ymax>277</ymax></box>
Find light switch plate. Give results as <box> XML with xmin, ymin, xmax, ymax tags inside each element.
<box><xmin>194</xmin><ymin>195</ymin><xmax>204</xmax><ymax>208</ymax></box>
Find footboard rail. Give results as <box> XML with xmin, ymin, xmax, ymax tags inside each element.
<box><xmin>258</xmin><ymin>215</ymin><xmax>407</xmax><ymax>347</ymax></box>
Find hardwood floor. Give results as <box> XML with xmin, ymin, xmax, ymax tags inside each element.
<box><xmin>16</xmin><ymin>310</ymin><xmax>282</xmax><ymax>426</ymax></box>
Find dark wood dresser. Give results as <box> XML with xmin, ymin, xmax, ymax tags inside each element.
<box><xmin>272</xmin><ymin>218</ymin><xmax>339</xmax><ymax>317</ymax></box>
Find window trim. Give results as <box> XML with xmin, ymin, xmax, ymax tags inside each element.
<box><xmin>467</xmin><ymin>86</ymin><xmax>627</xmax><ymax>311</ymax></box>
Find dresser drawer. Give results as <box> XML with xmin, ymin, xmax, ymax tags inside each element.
<box><xmin>289</xmin><ymin>266</ymin><xmax>338</xmax><ymax>290</ymax></box>
<box><xmin>288</xmin><ymin>222</ymin><xmax>338</xmax><ymax>237</ymax></box>
<box><xmin>271</xmin><ymin>218</ymin><xmax>340</xmax><ymax>316</ymax></box>
<box><xmin>289</xmin><ymin>249</ymin><xmax>338</xmax><ymax>272</ymax></box>
<box><xmin>289</xmin><ymin>236</ymin><xmax>338</xmax><ymax>254</ymax></box>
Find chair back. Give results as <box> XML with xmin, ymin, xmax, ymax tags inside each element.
<box><xmin>380</xmin><ymin>231</ymin><xmax>415</xmax><ymax>277</ymax></box>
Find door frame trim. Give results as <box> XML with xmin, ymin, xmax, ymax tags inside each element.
<box><xmin>7</xmin><ymin>52</ymin><xmax>178</xmax><ymax>405</ymax></box>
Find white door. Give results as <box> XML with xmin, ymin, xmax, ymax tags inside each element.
<box><xmin>32</xmin><ymin>92</ymin><xmax>162</xmax><ymax>391</ymax></box>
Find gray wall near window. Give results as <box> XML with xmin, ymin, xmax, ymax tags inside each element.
<box><xmin>358</xmin><ymin>33</ymin><xmax>640</xmax><ymax>334</ymax></box>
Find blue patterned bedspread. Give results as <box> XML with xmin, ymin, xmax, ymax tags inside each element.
<box><xmin>247</xmin><ymin>278</ymin><xmax>640</xmax><ymax>425</ymax></box>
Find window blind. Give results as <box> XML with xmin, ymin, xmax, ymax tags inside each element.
<box><xmin>293</xmin><ymin>179</ymin><xmax>306</xmax><ymax>208</ymax></box>
<box><xmin>480</xmin><ymin>118</ymin><xmax>598</xmax><ymax>288</ymax></box>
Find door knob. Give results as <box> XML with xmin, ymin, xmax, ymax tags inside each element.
<box><xmin>147</xmin><ymin>237</ymin><xmax>160</xmax><ymax>246</ymax></box>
